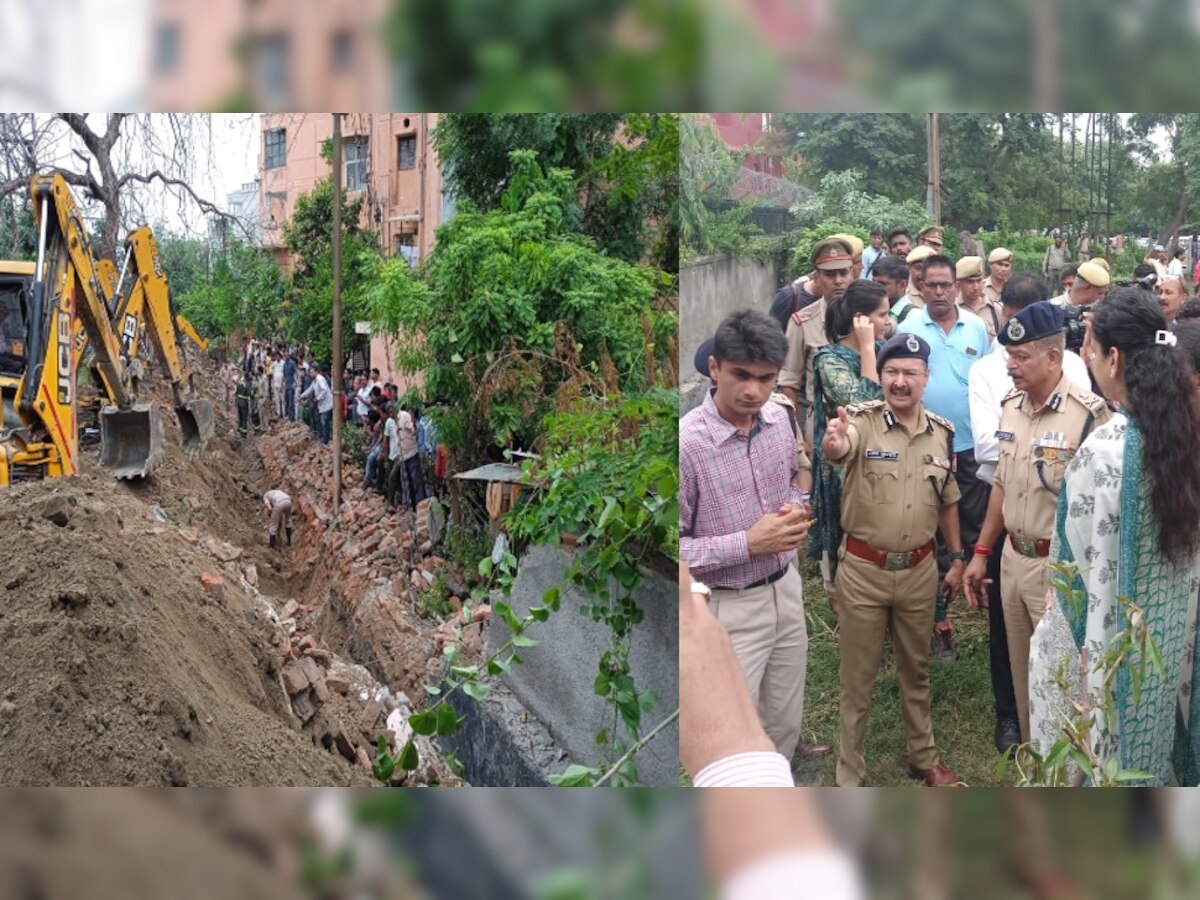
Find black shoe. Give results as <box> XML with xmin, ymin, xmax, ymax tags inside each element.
<box><xmin>269</xmin><ymin>534</ymin><xmax>277</xmax><ymax>549</ymax></box>
<box><xmin>994</xmin><ymin>716</ymin><xmax>1021</xmax><ymax>754</ymax></box>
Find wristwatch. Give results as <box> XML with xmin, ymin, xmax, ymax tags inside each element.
<box><xmin>691</xmin><ymin>581</ymin><xmax>712</xmax><ymax>599</ymax></box>
<box><xmin>947</xmin><ymin>550</ymin><xmax>967</xmax><ymax>562</ymax></box>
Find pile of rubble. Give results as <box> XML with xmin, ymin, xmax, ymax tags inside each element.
<box><xmin>259</xmin><ymin>424</ymin><xmax>489</xmax><ymax>704</ymax></box>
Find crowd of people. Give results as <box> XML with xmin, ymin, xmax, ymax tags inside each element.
<box><xmin>681</xmin><ymin>224</ymin><xmax>1200</xmax><ymax>789</ymax></box>
<box><xmin>229</xmin><ymin>338</ymin><xmax>444</xmax><ymax>515</ymax></box>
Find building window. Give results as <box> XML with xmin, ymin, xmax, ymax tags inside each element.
<box><xmin>265</xmin><ymin>128</ymin><xmax>286</xmax><ymax>169</ymax></box>
<box><xmin>397</xmin><ymin>134</ymin><xmax>416</xmax><ymax>170</ymax></box>
<box><xmin>331</xmin><ymin>30</ymin><xmax>354</xmax><ymax>72</ymax></box>
<box><xmin>345</xmin><ymin>137</ymin><xmax>369</xmax><ymax>193</ymax></box>
<box><xmin>154</xmin><ymin>23</ymin><xmax>179</xmax><ymax>74</ymax></box>
<box><xmin>393</xmin><ymin>233</ymin><xmax>418</xmax><ymax>268</ymax></box>
<box><xmin>255</xmin><ymin>34</ymin><xmax>291</xmax><ymax>108</ymax></box>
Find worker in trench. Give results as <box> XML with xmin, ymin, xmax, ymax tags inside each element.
<box><xmin>263</xmin><ymin>489</ymin><xmax>293</xmax><ymax>549</ymax></box>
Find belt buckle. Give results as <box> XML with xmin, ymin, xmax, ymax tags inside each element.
<box><xmin>1016</xmin><ymin>536</ymin><xmax>1037</xmax><ymax>557</ymax></box>
<box><xmin>884</xmin><ymin>551</ymin><xmax>910</xmax><ymax>571</ymax></box>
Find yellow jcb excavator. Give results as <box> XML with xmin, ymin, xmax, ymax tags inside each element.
<box><xmin>0</xmin><ymin>174</ymin><xmax>213</xmax><ymax>485</ymax></box>
<box><xmin>72</xmin><ymin>224</ymin><xmax>214</xmax><ymax>453</ymax></box>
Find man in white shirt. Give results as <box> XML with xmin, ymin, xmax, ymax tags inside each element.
<box><xmin>385</xmin><ymin>404</ymin><xmax>426</xmax><ymax>511</ymax></box>
<box><xmin>966</xmin><ymin>273</ymin><xmax>1091</xmax><ymax>754</ymax></box>
<box><xmin>271</xmin><ymin>355</ymin><xmax>285</xmax><ymax>418</ymax></box>
<box><xmin>298</xmin><ymin>364</ymin><xmax>334</xmax><ymax>444</ymax></box>
<box><xmin>354</xmin><ymin>375</ymin><xmax>373</xmax><ymax>423</ymax></box>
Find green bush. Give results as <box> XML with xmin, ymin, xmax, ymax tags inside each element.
<box><xmin>341</xmin><ymin>422</ymin><xmax>366</xmax><ymax>461</ymax></box>
<box><xmin>976</xmin><ymin>231</ymin><xmax>1053</xmax><ymax>278</ymax></box>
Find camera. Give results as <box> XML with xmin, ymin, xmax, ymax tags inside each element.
<box><xmin>1062</xmin><ymin>304</ymin><xmax>1090</xmax><ymax>353</ymax></box>
<box><xmin>1115</xmin><ymin>272</ymin><xmax>1158</xmax><ymax>292</ymax></box>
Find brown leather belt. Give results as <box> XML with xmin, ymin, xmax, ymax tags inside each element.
<box><xmin>1009</xmin><ymin>534</ymin><xmax>1051</xmax><ymax>558</ymax></box>
<box><xmin>846</xmin><ymin>536</ymin><xmax>935</xmax><ymax>571</ymax></box>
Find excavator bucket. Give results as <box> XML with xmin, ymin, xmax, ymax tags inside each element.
<box><xmin>99</xmin><ymin>403</ymin><xmax>164</xmax><ymax>479</ymax></box>
<box><xmin>175</xmin><ymin>398</ymin><xmax>214</xmax><ymax>454</ymax></box>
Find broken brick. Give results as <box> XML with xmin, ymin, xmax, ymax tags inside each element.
<box><xmin>281</xmin><ymin>663</ymin><xmax>310</xmax><ymax>696</ymax></box>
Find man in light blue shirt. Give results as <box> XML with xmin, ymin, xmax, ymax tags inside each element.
<box><xmin>861</xmin><ymin>229</ymin><xmax>885</xmax><ymax>279</ymax></box>
<box><xmin>897</xmin><ymin>254</ymin><xmax>990</xmax><ymax>663</ymax></box>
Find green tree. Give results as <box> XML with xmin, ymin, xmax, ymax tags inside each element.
<box><xmin>775</xmin><ymin>113</ymin><xmax>1065</xmax><ymax>231</ymax></box>
<box><xmin>679</xmin><ymin>113</ymin><xmax>759</xmax><ymax>260</ymax></box>
<box><xmin>434</xmin><ymin>113</ymin><xmax>677</xmax><ymax>267</ymax></box>
<box><xmin>0</xmin><ymin>196</ymin><xmax>35</xmax><ymax>260</ymax></box>
<box><xmin>369</xmin><ymin>150</ymin><xmax>671</xmax><ymax>468</ymax></box>
<box><xmin>175</xmin><ymin>241</ymin><xmax>287</xmax><ymax>342</ymax></box>
<box><xmin>282</xmin><ymin>178</ymin><xmax>381</xmax><ymax>364</ymax></box>
<box><xmin>155</xmin><ymin>233</ymin><xmax>211</xmax><ymax>299</ymax></box>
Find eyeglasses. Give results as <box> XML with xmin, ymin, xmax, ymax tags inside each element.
<box><xmin>923</xmin><ymin>282</ymin><xmax>955</xmax><ymax>292</ymax></box>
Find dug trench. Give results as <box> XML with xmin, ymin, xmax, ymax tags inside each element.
<box><xmin>0</xmin><ymin>356</ymin><xmax>481</xmax><ymax>786</ymax></box>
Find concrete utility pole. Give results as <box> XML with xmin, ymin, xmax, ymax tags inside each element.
<box><xmin>332</xmin><ymin>113</ymin><xmax>344</xmax><ymax>514</ymax></box>
<box><xmin>926</xmin><ymin>113</ymin><xmax>941</xmax><ymax>225</ymax></box>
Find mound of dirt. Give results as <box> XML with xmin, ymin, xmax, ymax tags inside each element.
<box><xmin>0</xmin><ymin>348</ymin><xmax>386</xmax><ymax>786</ymax></box>
<box><xmin>0</xmin><ymin>470</ymin><xmax>371</xmax><ymax>786</ymax></box>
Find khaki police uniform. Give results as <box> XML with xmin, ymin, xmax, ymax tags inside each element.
<box><xmin>777</xmin><ymin>299</ymin><xmax>827</xmax><ymax>447</ymax></box>
<box><xmin>983</xmin><ymin>279</ymin><xmax>1006</xmax><ymax>309</ymax></box>
<box><xmin>831</xmin><ymin>399</ymin><xmax>961</xmax><ymax>786</ymax></box>
<box><xmin>965</xmin><ymin>299</ymin><xmax>1003</xmax><ymax>344</ymax></box>
<box><xmin>994</xmin><ymin>372</ymin><xmax>1110</xmax><ymax>740</ymax></box>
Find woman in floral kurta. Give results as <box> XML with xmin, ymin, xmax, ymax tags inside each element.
<box><xmin>809</xmin><ymin>280</ymin><xmax>890</xmax><ymax>588</ymax></box>
<box><xmin>1027</xmin><ymin>288</ymin><xmax>1200</xmax><ymax>785</ymax></box>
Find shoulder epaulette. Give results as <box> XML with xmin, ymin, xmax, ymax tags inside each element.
<box><xmin>1068</xmin><ymin>384</ymin><xmax>1109</xmax><ymax>414</ymax></box>
<box><xmin>1001</xmin><ymin>387</ymin><xmax>1023</xmax><ymax>405</ymax></box>
<box><xmin>769</xmin><ymin>391</ymin><xmax>795</xmax><ymax>410</ymax></box>
<box><xmin>845</xmin><ymin>400</ymin><xmax>885</xmax><ymax>417</ymax></box>
<box><xmin>791</xmin><ymin>300</ymin><xmax>825</xmax><ymax>326</ymax></box>
<box><xmin>927</xmin><ymin>410</ymin><xmax>956</xmax><ymax>433</ymax></box>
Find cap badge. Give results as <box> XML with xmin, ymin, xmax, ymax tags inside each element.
<box><xmin>905</xmin><ymin>335</ymin><xmax>920</xmax><ymax>353</ymax></box>
<box><xmin>1006</xmin><ymin>318</ymin><xmax>1026</xmax><ymax>341</ymax></box>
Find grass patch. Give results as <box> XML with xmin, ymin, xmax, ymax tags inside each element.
<box><xmin>795</xmin><ymin>559</ymin><xmax>1015</xmax><ymax>787</ymax></box>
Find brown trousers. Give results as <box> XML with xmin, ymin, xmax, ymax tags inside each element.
<box><xmin>1001</xmin><ymin>542</ymin><xmax>1051</xmax><ymax>741</ymax></box>
<box><xmin>835</xmin><ymin>550</ymin><xmax>939</xmax><ymax>786</ymax></box>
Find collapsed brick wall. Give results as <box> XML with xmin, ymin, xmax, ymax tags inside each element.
<box><xmin>258</xmin><ymin>425</ymin><xmax>488</xmax><ymax>780</ymax></box>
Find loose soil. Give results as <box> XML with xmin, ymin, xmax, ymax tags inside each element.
<box><xmin>0</xmin><ymin>355</ymin><xmax>393</xmax><ymax>785</ymax></box>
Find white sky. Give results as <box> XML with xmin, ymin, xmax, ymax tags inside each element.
<box><xmin>27</xmin><ymin>113</ymin><xmax>262</xmax><ymax>239</ymax></box>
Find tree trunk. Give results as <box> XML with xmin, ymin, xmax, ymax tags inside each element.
<box><xmin>1157</xmin><ymin>187</ymin><xmax>1192</xmax><ymax>251</ymax></box>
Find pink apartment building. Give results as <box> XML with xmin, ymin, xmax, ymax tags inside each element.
<box><xmin>708</xmin><ymin>113</ymin><xmax>785</xmax><ymax>177</ymax></box>
<box><xmin>259</xmin><ymin>113</ymin><xmax>448</xmax><ymax>392</ymax></box>
<box><xmin>148</xmin><ymin>0</ymin><xmax>391</xmax><ymax>111</ymax></box>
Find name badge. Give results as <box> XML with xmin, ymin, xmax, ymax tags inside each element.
<box><xmin>995</xmin><ymin>430</ymin><xmax>1015</xmax><ymax>442</ymax></box>
<box><xmin>965</xmin><ymin>346</ymin><xmax>979</xmax><ymax>356</ymax></box>
<box><xmin>866</xmin><ymin>449</ymin><xmax>900</xmax><ymax>461</ymax></box>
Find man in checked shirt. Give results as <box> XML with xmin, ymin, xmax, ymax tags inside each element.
<box><xmin>681</xmin><ymin>308</ymin><xmax>818</xmax><ymax>768</ymax></box>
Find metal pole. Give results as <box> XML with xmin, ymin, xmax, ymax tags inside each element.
<box><xmin>332</xmin><ymin>113</ymin><xmax>344</xmax><ymax>515</ymax></box>
<box><xmin>1058</xmin><ymin>114</ymin><xmax>1064</xmax><ymax>240</ymax></box>
<box><xmin>925</xmin><ymin>114</ymin><xmax>935</xmax><ymax>221</ymax></box>
<box><xmin>931</xmin><ymin>113</ymin><xmax>941</xmax><ymax>225</ymax></box>
<box><xmin>1106</xmin><ymin>113</ymin><xmax>1114</xmax><ymax>242</ymax></box>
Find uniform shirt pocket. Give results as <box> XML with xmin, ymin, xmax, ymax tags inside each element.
<box><xmin>1034</xmin><ymin>449</ymin><xmax>1072</xmax><ymax>495</ymax></box>
<box><xmin>862</xmin><ymin>459</ymin><xmax>899</xmax><ymax>504</ymax></box>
